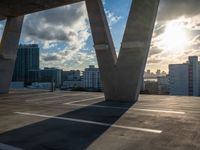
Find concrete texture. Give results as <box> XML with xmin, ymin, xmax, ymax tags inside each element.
<box><xmin>0</xmin><ymin>90</ymin><xmax>200</xmax><ymax>150</ymax></box>
<box><xmin>0</xmin><ymin>0</ymin><xmax>83</xmax><ymax>20</ymax></box>
<box><xmin>86</xmin><ymin>0</ymin><xmax>160</xmax><ymax>102</ymax></box>
<box><xmin>0</xmin><ymin>16</ymin><xmax>24</xmax><ymax>94</ymax></box>
<box><xmin>85</xmin><ymin>0</ymin><xmax>118</xmax><ymax>101</ymax></box>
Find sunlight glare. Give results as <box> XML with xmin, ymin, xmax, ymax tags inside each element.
<box><xmin>162</xmin><ymin>21</ymin><xmax>188</xmax><ymax>53</ymax></box>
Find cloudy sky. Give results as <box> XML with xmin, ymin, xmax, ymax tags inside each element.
<box><xmin>0</xmin><ymin>0</ymin><xmax>200</xmax><ymax>72</ymax></box>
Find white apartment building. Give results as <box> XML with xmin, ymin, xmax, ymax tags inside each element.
<box><xmin>83</xmin><ymin>65</ymin><xmax>102</xmax><ymax>90</ymax></box>
<box><xmin>169</xmin><ymin>56</ymin><xmax>200</xmax><ymax>96</ymax></box>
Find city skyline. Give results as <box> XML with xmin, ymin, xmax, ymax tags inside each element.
<box><xmin>11</xmin><ymin>42</ymin><xmax>200</xmax><ymax>97</ymax></box>
<box><xmin>0</xmin><ymin>0</ymin><xmax>200</xmax><ymax>72</ymax></box>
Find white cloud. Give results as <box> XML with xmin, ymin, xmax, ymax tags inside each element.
<box><xmin>41</xmin><ymin>49</ymin><xmax>97</xmax><ymax>70</ymax></box>
<box><xmin>20</xmin><ymin>1</ymin><xmax>122</xmax><ymax>70</ymax></box>
<box><xmin>105</xmin><ymin>10</ymin><xmax>122</xmax><ymax>27</ymax></box>
<box><xmin>20</xmin><ymin>2</ymin><xmax>93</xmax><ymax>70</ymax></box>
<box><xmin>147</xmin><ymin>14</ymin><xmax>200</xmax><ymax>72</ymax></box>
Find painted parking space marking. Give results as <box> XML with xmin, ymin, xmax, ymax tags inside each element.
<box><xmin>64</xmin><ymin>103</ymin><xmax>185</xmax><ymax>114</ymax></box>
<box><xmin>26</xmin><ymin>95</ymin><xmax>104</xmax><ymax>102</ymax></box>
<box><xmin>65</xmin><ymin>96</ymin><xmax>104</xmax><ymax>104</ymax></box>
<box><xmin>0</xmin><ymin>91</ymin><xmax>99</xmax><ymax>100</ymax></box>
<box><xmin>15</xmin><ymin>112</ymin><xmax>162</xmax><ymax>134</ymax></box>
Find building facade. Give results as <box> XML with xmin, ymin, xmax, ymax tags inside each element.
<box><xmin>62</xmin><ymin>70</ymin><xmax>81</xmax><ymax>82</ymax></box>
<box><xmin>83</xmin><ymin>65</ymin><xmax>102</xmax><ymax>91</ymax></box>
<box><xmin>12</xmin><ymin>44</ymin><xmax>39</xmax><ymax>85</ymax></box>
<box><xmin>188</xmin><ymin>56</ymin><xmax>199</xmax><ymax>96</ymax></box>
<box><xmin>157</xmin><ymin>76</ymin><xmax>169</xmax><ymax>95</ymax></box>
<box><xmin>40</xmin><ymin>68</ymin><xmax>62</xmax><ymax>88</ymax></box>
<box><xmin>28</xmin><ymin>69</ymin><xmax>41</xmax><ymax>83</ymax></box>
<box><xmin>62</xmin><ymin>80</ymin><xmax>83</xmax><ymax>89</ymax></box>
<box><xmin>169</xmin><ymin>56</ymin><xmax>200</xmax><ymax>96</ymax></box>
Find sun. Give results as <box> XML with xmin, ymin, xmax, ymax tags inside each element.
<box><xmin>162</xmin><ymin>21</ymin><xmax>188</xmax><ymax>53</ymax></box>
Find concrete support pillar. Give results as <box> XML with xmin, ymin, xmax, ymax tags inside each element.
<box><xmin>86</xmin><ymin>0</ymin><xmax>159</xmax><ymax>102</ymax></box>
<box><xmin>85</xmin><ymin>0</ymin><xmax>117</xmax><ymax>101</ymax></box>
<box><xmin>0</xmin><ymin>16</ymin><xmax>24</xmax><ymax>93</ymax></box>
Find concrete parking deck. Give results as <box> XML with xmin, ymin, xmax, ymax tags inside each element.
<box><xmin>0</xmin><ymin>89</ymin><xmax>199</xmax><ymax>150</ymax></box>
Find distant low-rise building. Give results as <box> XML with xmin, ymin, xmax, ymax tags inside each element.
<box><xmin>10</xmin><ymin>82</ymin><xmax>24</xmax><ymax>89</ymax></box>
<box><xmin>29</xmin><ymin>82</ymin><xmax>53</xmax><ymax>90</ymax></box>
<box><xmin>83</xmin><ymin>65</ymin><xmax>103</xmax><ymax>91</ymax></box>
<box><xmin>157</xmin><ymin>76</ymin><xmax>169</xmax><ymax>95</ymax></box>
<box><xmin>143</xmin><ymin>80</ymin><xmax>158</xmax><ymax>95</ymax></box>
<box><xmin>62</xmin><ymin>70</ymin><xmax>81</xmax><ymax>82</ymax></box>
<box><xmin>62</xmin><ymin>80</ymin><xmax>83</xmax><ymax>89</ymax></box>
<box><xmin>142</xmin><ymin>75</ymin><xmax>169</xmax><ymax>95</ymax></box>
<box><xmin>40</xmin><ymin>68</ymin><xmax>62</xmax><ymax>88</ymax></box>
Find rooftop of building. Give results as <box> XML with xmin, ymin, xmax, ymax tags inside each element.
<box><xmin>18</xmin><ymin>44</ymin><xmax>39</xmax><ymax>48</ymax></box>
<box><xmin>0</xmin><ymin>89</ymin><xmax>199</xmax><ymax>150</ymax></box>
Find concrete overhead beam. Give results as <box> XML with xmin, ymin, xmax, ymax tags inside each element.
<box><xmin>0</xmin><ymin>0</ymin><xmax>83</xmax><ymax>20</ymax></box>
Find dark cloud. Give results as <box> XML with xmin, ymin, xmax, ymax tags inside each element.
<box><xmin>190</xmin><ymin>34</ymin><xmax>200</xmax><ymax>49</ymax></box>
<box><xmin>22</xmin><ymin>2</ymin><xmax>87</xmax><ymax>42</ymax></box>
<box><xmin>24</xmin><ymin>22</ymin><xmax>71</xmax><ymax>41</ymax></box>
<box><xmin>197</xmin><ymin>23</ymin><xmax>200</xmax><ymax>27</ymax></box>
<box><xmin>42</xmin><ymin>55</ymin><xmax>60</xmax><ymax>61</ymax></box>
<box><xmin>41</xmin><ymin>5</ymin><xmax>86</xmax><ymax>26</ymax></box>
<box><xmin>147</xmin><ymin>58</ymin><xmax>162</xmax><ymax>64</ymax></box>
<box><xmin>153</xmin><ymin>23</ymin><xmax>165</xmax><ymax>37</ymax></box>
<box><xmin>149</xmin><ymin>46</ymin><xmax>163</xmax><ymax>56</ymax></box>
<box><xmin>193</xmin><ymin>35</ymin><xmax>200</xmax><ymax>44</ymax></box>
<box><xmin>157</xmin><ymin>0</ymin><xmax>200</xmax><ymax>21</ymax></box>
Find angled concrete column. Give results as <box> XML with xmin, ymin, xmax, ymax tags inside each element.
<box><xmin>86</xmin><ymin>0</ymin><xmax>159</xmax><ymax>102</ymax></box>
<box><xmin>0</xmin><ymin>16</ymin><xmax>24</xmax><ymax>93</ymax></box>
<box><xmin>85</xmin><ymin>0</ymin><xmax>117</xmax><ymax>101</ymax></box>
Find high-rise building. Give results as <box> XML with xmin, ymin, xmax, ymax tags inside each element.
<box><xmin>188</xmin><ymin>56</ymin><xmax>199</xmax><ymax>96</ymax></box>
<box><xmin>169</xmin><ymin>56</ymin><xmax>200</xmax><ymax>96</ymax></box>
<box><xmin>12</xmin><ymin>44</ymin><xmax>39</xmax><ymax>85</ymax></box>
<box><xmin>83</xmin><ymin>65</ymin><xmax>102</xmax><ymax>91</ymax></box>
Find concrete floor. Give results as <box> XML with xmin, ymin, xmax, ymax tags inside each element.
<box><xmin>0</xmin><ymin>89</ymin><xmax>199</xmax><ymax>150</ymax></box>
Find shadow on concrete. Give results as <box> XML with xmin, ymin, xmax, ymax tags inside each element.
<box><xmin>0</xmin><ymin>101</ymin><xmax>135</xmax><ymax>150</ymax></box>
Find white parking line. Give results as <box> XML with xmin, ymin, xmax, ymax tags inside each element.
<box><xmin>26</xmin><ymin>95</ymin><xmax>71</xmax><ymax>102</ymax></box>
<box><xmin>64</xmin><ymin>103</ymin><xmax>185</xmax><ymax>114</ymax></box>
<box><xmin>0</xmin><ymin>143</ymin><xmax>23</xmax><ymax>150</ymax></box>
<box><xmin>0</xmin><ymin>92</ymin><xmax>51</xmax><ymax>99</ymax></box>
<box><xmin>0</xmin><ymin>92</ymin><xmax>97</xmax><ymax>100</ymax></box>
<box><xmin>26</xmin><ymin>94</ymin><xmax>103</xmax><ymax>102</ymax></box>
<box><xmin>65</xmin><ymin>96</ymin><xmax>104</xmax><ymax>104</ymax></box>
<box><xmin>15</xmin><ymin>112</ymin><xmax>162</xmax><ymax>134</ymax></box>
